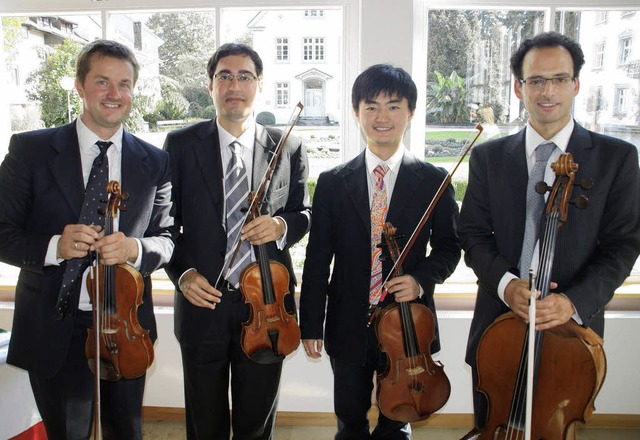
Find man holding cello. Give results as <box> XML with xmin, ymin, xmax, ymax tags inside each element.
<box><xmin>0</xmin><ymin>40</ymin><xmax>175</xmax><ymax>439</ymax></box>
<box><xmin>163</xmin><ymin>43</ymin><xmax>311</xmax><ymax>439</ymax></box>
<box><xmin>300</xmin><ymin>64</ymin><xmax>460</xmax><ymax>438</ymax></box>
<box><xmin>458</xmin><ymin>32</ymin><xmax>640</xmax><ymax>439</ymax></box>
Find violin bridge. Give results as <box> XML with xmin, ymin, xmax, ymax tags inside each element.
<box><xmin>406</xmin><ymin>365</ymin><xmax>426</xmax><ymax>376</ymax></box>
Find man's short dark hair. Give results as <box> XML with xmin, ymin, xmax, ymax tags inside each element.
<box><xmin>510</xmin><ymin>31</ymin><xmax>585</xmax><ymax>80</ymax></box>
<box><xmin>76</xmin><ymin>39</ymin><xmax>139</xmax><ymax>86</ymax></box>
<box><xmin>207</xmin><ymin>43</ymin><xmax>264</xmax><ymax>80</ymax></box>
<box><xmin>351</xmin><ymin>64</ymin><xmax>417</xmax><ymax>112</ymax></box>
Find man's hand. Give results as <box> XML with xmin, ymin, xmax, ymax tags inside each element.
<box><xmin>385</xmin><ymin>274</ymin><xmax>421</xmax><ymax>302</ymax></box>
<box><xmin>179</xmin><ymin>270</ymin><xmax>222</xmax><ymax>310</ymax></box>
<box><xmin>302</xmin><ymin>338</ymin><xmax>323</xmax><ymax>359</ymax></box>
<box><xmin>92</xmin><ymin>232</ymin><xmax>138</xmax><ymax>265</ymax></box>
<box><xmin>504</xmin><ymin>278</ymin><xmax>570</xmax><ymax>330</ymax></box>
<box><xmin>57</xmin><ymin>224</ymin><xmax>102</xmax><ymax>260</ymax></box>
<box><xmin>241</xmin><ymin>215</ymin><xmax>285</xmax><ymax>245</ymax></box>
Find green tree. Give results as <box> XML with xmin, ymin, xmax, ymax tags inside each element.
<box><xmin>26</xmin><ymin>39</ymin><xmax>82</xmax><ymax>128</ymax></box>
<box><xmin>427</xmin><ymin>11</ymin><xmax>473</xmax><ymax>83</ymax></box>
<box><xmin>426</xmin><ymin>71</ymin><xmax>469</xmax><ymax>124</ymax></box>
<box><xmin>3</xmin><ymin>17</ymin><xmax>27</xmax><ymax>65</ymax></box>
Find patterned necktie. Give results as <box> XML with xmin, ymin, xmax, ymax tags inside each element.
<box><xmin>56</xmin><ymin>141</ymin><xmax>112</xmax><ymax>318</ymax></box>
<box><xmin>224</xmin><ymin>141</ymin><xmax>252</xmax><ymax>288</ymax></box>
<box><xmin>369</xmin><ymin>163</ymin><xmax>390</xmax><ymax>305</ymax></box>
<box><xmin>519</xmin><ymin>142</ymin><xmax>556</xmax><ymax>276</ymax></box>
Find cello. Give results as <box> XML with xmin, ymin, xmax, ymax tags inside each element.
<box><xmin>375</xmin><ymin>222</ymin><xmax>451</xmax><ymax>422</ymax></box>
<box><xmin>221</xmin><ymin>103</ymin><xmax>303</xmax><ymax>364</ymax></box>
<box><xmin>475</xmin><ymin>154</ymin><xmax>606</xmax><ymax>440</ymax></box>
<box><xmin>371</xmin><ymin>124</ymin><xmax>484</xmax><ymax>423</ymax></box>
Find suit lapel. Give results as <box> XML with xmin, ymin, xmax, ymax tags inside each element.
<box><xmin>50</xmin><ymin>122</ymin><xmax>85</xmax><ymax>219</ymax></box>
<box><xmin>344</xmin><ymin>152</ymin><xmax>371</xmax><ymax>234</ymax></box>
<box><xmin>387</xmin><ymin>152</ymin><xmax>424</xmax><ymax>223</ymax></box>
<box><xmin>192</xmin><ymin>121</ymin><xmax>224</xmax><ymax>211</ymax></box>
<box><xmin>565</xmin><ymin>123</ymin><xmax>593</xmax><ymax>173</ymax></box>
<box><xmin>120</xmin><ymin>132</ymin><xmax>150</xmax><ymax>234</ymax></box>
<box><xmin>253</xmin><ymin>125</ymin><xmax>274</xmax><ymax>193</ymax></box>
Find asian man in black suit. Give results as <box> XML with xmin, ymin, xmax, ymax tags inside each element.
<box><xmin>163</xmin><ymin>43</ymin><xmax>311</xmax><ymax>440</ymax></box>
<box><xmin>458</xmin><ymin>32</ymin><xmax>640</xmax><ymax>439</ymax></box>
<box><xmin>300</xmin><ymin>64</ymin><xmax>460</xmax><ymax>439</ymax></box>
<box><xmin>0</xmin><ymin>40</ymin><xmax>174</xmax><ymax>440</ymax></box>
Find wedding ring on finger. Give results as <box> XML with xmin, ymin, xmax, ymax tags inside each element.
<box><xmin>73</xmin><ymin>242</ymin><xmax>78</xmax><ymax>250</ymax></box>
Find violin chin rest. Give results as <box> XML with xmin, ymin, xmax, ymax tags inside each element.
<box><xmin>248</xmin><ymin>349</ymin><xmax>285</xmax><ymax>365</ymax></box>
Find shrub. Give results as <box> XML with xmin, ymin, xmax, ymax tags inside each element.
<box><xmin>256</xmin><ymin>111</ymin><xmax>276</xmax><ymax>126</ymax></box>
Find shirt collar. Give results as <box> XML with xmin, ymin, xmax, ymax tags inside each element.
<box><xmin>365</xmin><ymin>145</ymin><xmax>405</xmax><ymax>176</ymax></box>
<box><xmin>216</xmin><ymin>116</ymin><xmax>256</xmax><ymax>152</ymax></box>
<box><xmin>76</xmin><ymin>115</ymin><xmax>123</xmax><ymax>155</ymax></box>
<box><xmin>525</xmin><ymin>119</ymin><xmax>573</xmax><ymax>158</ymax></box>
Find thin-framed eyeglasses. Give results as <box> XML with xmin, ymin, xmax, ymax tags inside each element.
<box><xmin>214</xmin><ymin>72</ymin><xmax>258</xmax><ymax>83</ymax></box>
<box><xmin>519</xmin><ymin>75</ymin><xmax>575</xmax><ymax>90</ymax></box>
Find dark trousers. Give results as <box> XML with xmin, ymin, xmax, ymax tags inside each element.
<box><xmin>180</xmin><ymin>288</ymin><xmax>283</xmax><ymax>440</ymax></box>
<box><xmin>330</xmin><ymin>326</ymin><xmax>410</xmax><ymax>440</ymax></box>
<box><xmin>28</xmin><ymin>311</ymin><xmax>146</xmax><ymax>440</ymax></box>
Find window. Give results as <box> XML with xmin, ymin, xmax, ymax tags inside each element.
<box><xmin>303</xmin><ymin>37</ymin><xmax>325</xmax><ymax>61</ymax></box>
<box><xmin>595</xmin><ymin>11</ymin><xmax>608</xmax><ymax>24</ymax></box>
<box><xmin>619</xmin><ymin>36</ymin><xmax>633</xmax><ymax>65</ymax></box>
<box><xmin>276</xmin><ymin>37</ymin><xmax>289</xmax><ymax>62</ymax></box>
<box><xmin>594</xmin><ymin>41</ymin><xmax>605</xmax><ymax>69</ymax></box>
<box><xmin>304</xmin><ymin>10</ymin><xmax>324</xmax><ymax>18</ymax></box>
<box><xmin>614</xmin><ymin>86</ymin><xmax>631</xmax><ymax>115</ymax></box>
<box><xmin>275</xmin><ymin>82</ymin><xmax>289</xmax><ymax>107</ymax></box>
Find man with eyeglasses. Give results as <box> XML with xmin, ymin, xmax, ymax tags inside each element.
<box><xmin>458</xmin><ymin>32</ymin><xmax>640</xmax><ymax>439</ymax></box>
<box><xmin>163</xmin><ymin>43</ymin><xmax>311</xmax><ymax>439</ymax></box>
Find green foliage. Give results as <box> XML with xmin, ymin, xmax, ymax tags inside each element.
<box><xmin>26</xmin><ymin>39</ymin><xmax>83</xmax><ymax>128</ymax></box>
<box><xmin>307</xmin><ymin>178</ymin><xmax>317</xmax><ymax>201</ymax></box>
<box><xmin>452</xmin><ymin>180</ymin><xmax>468</xmax><ymax>202</ymax></box>
<box><xmin>3</xmin><ymin>17</ymin><xmax>27</xmax><ymax>65</ymax></box>
<box><xmin>256</xmin><ymin>111</ymin><xmax>276</xmax><ymax>126</ymax></box>
<box><xmin>157</xmin><ymin>90</ymin><xmax>189</xmax><ymax>120</ymax></box>
<box><xmin>203</xmin><ymin>105</ymin><xmax>217</xmax><ymax>120</ymax></box>
<box><xmin>182</xmin><ymin>83</ymin><xmax>212</xmax><ymax>118</ymax></box>
<box><xmin>427</xmin><ymin>11</ymin><xmax>472</xmax><ymax>84</ymax></box>
<box><xmin>426</xmin><ymin>71</ymin><xmax>469</xmax><ymax>124</ymax></box>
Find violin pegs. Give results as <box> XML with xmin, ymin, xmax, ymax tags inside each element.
<box><xmin>578</xmin><ymin>178</ymin><xmax>594</xmax><ymax>190</ymax></box>
<box><xmin>121</xmin><ymin>191</ymin><xmax>130</xmax><ymax>201</ymax></box>
<box><xmin>535</xmin><ymin>181</ymin><xmax>551</xmax><ymax>195</ymax></box>
<box><xmin>119</xmin><ymin>204</ymin><xmax>128</xmax><ymax>212</ymax></box>
<box><xmin>570</xmin><ymin>195</ymin><xmax>589</xmax><ymax>209</ymax></box>
<box><xmin>97</xmin><ymin>208</ymin><xmax>106</xmax><ymax>215</ymax></box>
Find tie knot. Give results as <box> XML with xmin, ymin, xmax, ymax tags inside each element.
<box><xmin>229</xmin><ymin>141</ymin><xmax>241</xmax><ymax>155</ymax></box>
<box><xmin>374</xmin><ymin>163</ymin><xmax>389</xmax><ymax>180</ymax></box>
<box><xmin>535</xmin><ymin>142</ymin><xmax>556</xmax><ymax>163</ymax></box>
<box><xmin>96</xmin><ymin>141</ymin><xmax>112</xmax><ymax>155</ymax></box>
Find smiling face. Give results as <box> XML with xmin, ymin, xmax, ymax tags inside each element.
<box><xmin>354</xmin><ymin>92</ymin><xmax>414</xmax><ymax>160</ymax></box>
<box><xmin>75</xmin><ymin>54</ymin><xmax>134</xmax><ymax>140</ymax></box>
<box><xmin>208</xmin><ymin>54</ymin><xmax>262</xmax><ymax>136</ymax></box>
<box><xmin>514</xmin><ymin>46</ymin><xmax>580</xmax><ymax>140</ymax></box>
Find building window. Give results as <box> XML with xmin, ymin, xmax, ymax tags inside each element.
<box><xmin>614</xmin><ymin>86</ymin><xmax>631</xmax><ymax>115</ymax></box>
<box><xmin>595</xmin><ymin>11</ymin><xmax>608</xmax><ymax>24</ymax></box>
<box><xmin>619</xmin><ymin>37</ymin><xmax>632</xmax><ymax>65</ymax></box>
<box><xmin>276</xmin><ymin>82</ymin><xmax>289</xmax><ymax>107</ymax></box>
<box><xmin>276</xmin><ymin>37</ymin><xmax>289</xmax><ymax>62</ymax></box>
<box><xmin>304</xmin><ymin>10</ymin><xmax>324</xmax><ymax>18</ymax></box>
<box><xmin>594</xmin><ymin>41</ymin><xmax>605</xmax><ymax>69</ymax></box>
<box><xmin>303</xmin><ymin>37</ymin><xmax>325</xmax><ymax>61</ymax></box>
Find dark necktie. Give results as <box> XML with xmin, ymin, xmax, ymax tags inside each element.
<box><xmin>56</xmin><ymin>141</ymin><xmax>112</xmax><ymax>318</ymax></box>
<box><xmin>223</xmin><ymin>141</ymin><xmax>251</xmax><ymax>288</ymax></box>
<box><xmin>519</xmin><ymin>142</ymin><xmax>556</xmax><ymax>276</ymax></box>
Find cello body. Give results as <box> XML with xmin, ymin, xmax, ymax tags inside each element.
<box><xmin>476</xmin><ymin>312</ymin><xmax>606</xmax><ymax>439</ymax></box>
<box><xmin>376</xmin><ymin>301</ymin><xmax>451</xmax><ymax>422</ymax></box>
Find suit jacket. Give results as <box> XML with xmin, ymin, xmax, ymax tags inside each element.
<box><xmin>458</xmin><ymin>122</ymin><xmax>640</xmax><ymax>368</ymax></box>
<box><xmin>164</xmin><ymin>120</ymin><xmax>311</xmax><ymax>347</ymax></box>
<box><xmin>0</xmin><ymin>121</ymin><xmax>175</xmax><ymax>377</ymax></box>
<box><xmin>299</xmin><ymin>149</ymin><xmax>461</xmax><ymax>365</ymax></box>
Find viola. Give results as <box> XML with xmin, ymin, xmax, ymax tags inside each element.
<box><xmin>85</xmin><ymin>181</ymin><xmax>154</xmax><ymax>381</ymax></box>
<box><xmin>475</xmin><ymin>154</ymin><xmax>606</xmax><ymax>440</ymax></box>
<box><xmin>375</xmin><ymin>223</ymin><xmax>451</xmax><ymax>423</ymax></box>
<box><xmin>221</xmin><ymin>103</ymin><xmax>304</xmax><ymax>364</ymax></box>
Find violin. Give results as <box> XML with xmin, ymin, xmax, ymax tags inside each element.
<box><xmin>475</xmin><ymin>154</ymin><xmax>606</xmax><ymax>439</ymax></box>
<box><xmin>375</xmin><ymin>223</ymin><xmax>451</xmax><ymax>423</ymax></box>
<box><xmin>222</xmin><ymin>103</ymin><xmax>303</xmax><ymax>364</ymax></box>
<box><xmin>85</xmin><ymin>181</ymin><xmax>154</xmax><ymax>381</ymax></box>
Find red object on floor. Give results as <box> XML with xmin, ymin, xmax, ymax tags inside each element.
<box><xmin>9</xmin><ymin>422</ymin><xmax>47</xmax><ymax>440</ymax></box>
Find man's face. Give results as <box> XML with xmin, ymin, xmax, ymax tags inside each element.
<box><xmin>208</xmin><ymin>55</ymin><xmax>261</xmax><ymax>127</ymax></box>
<box><xmin>75</xmin><ymin>55</ymin><xmax>134</xmax><ymax>138</ymax></box>
<box><xmin>354</xmin><ymin>92</ymin><xmax>414</xmax><ymax>152</ymax></box>
<box><xmin>514</xmin><ymin>46</ymin><xmax>580</xmax><ymax>139</ymax></box>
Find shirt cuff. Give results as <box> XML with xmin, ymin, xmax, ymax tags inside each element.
<box><xmin>275</xmin><ymin>216</ymin><xmax>288</xmax><ymax>250</ymax></box>
<box><xmin>45</xmin><ymin>235</ymin><xmax>63</xmax><ymax>266</ymax></box>
<box><xmin>498</xmin><ymin>271</ymin><xmax>519</xmax><ymax>305</ymax></box>
<box><xmin>130</xmin><ymin>238</ymin><xmax>143</xmax><ymax>269</ymax></box>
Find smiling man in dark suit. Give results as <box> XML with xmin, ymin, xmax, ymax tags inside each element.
<box><xmin>458</xmin><ymin>32</ymin><xmax>640</xmax><ymax>439</ymax></box>
<box><xmin>163</xmin><ymin>43</ymin><xmax>311</xmax><ymax>439</ymax></box>
<box><xmin>300</xmin><ymin>64</ymin><xmax>460</xmax><ymax>439</ymax></box>
<box><xmin>0</xmin><ymin>40</ymin><xmax>175</xmax><ymax>439</ymax></box>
